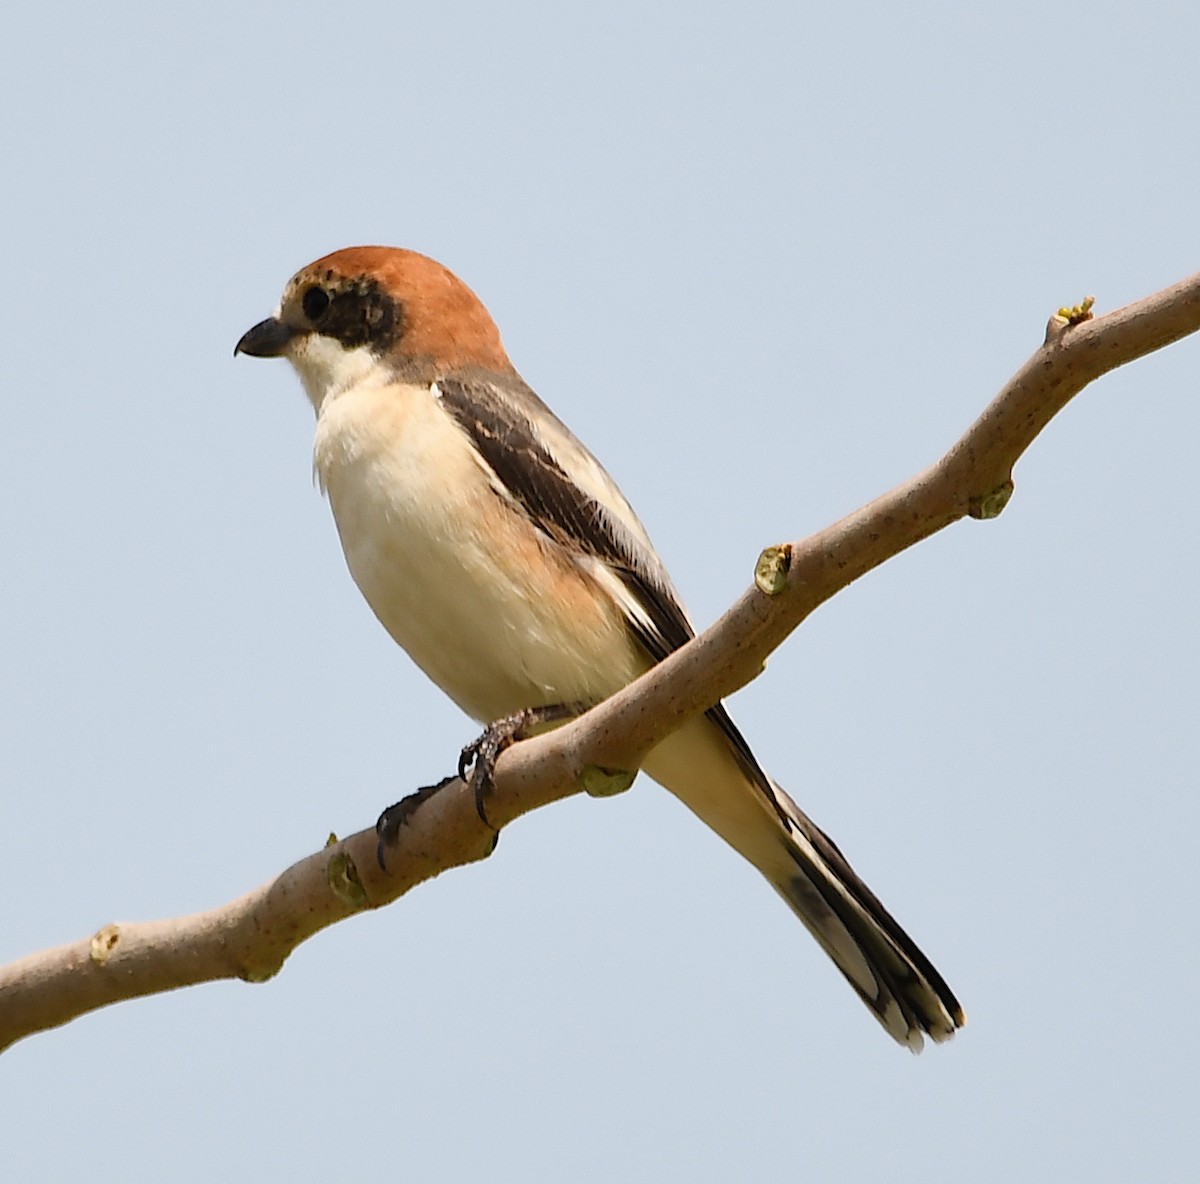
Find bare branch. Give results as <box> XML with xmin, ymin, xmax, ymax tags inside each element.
<box><xmin>2</xmin><ymin>271</ymin><xmax>1197</xmax><ymax>1053</ymax></box>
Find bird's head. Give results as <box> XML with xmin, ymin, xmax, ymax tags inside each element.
<box><xmin>235</xmin><ymin>246</ymin><xmax>514</xmax><ymax>411</ymax></box>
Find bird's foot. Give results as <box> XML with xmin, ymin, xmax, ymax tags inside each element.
<box><xmin>459</xmin><ymin>703</ymin><xmax>585</xmax><ymax>828</ymax></box>
<box><xmin>375</xmin><ymin>775</ymin><xmax>457</xmax><ymax>870</ymax></box>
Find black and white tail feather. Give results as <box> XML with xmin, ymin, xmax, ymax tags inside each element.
<box><xmin>642</xmin><ymin>706</ymin><xmax>964</xmax><ymax>1051</ymax></box>
<box><xmin>710</xmin><ymin>702</ymin><xmax>963</xmax><ymax>1050</ymax></box>
<box><xmin>767</xmin><ymin>774</ymin><xmax>962</xmax><ymax>1049</ymax></box>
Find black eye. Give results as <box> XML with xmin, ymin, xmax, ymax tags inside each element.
<box><xmin>302</xmin><ymin>286</ymin><xmax>330</xmax><ymax>321</ymax></box>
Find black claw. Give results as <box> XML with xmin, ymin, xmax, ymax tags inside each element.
<box><xmin>473</xmin><ymin>774</ymin><xmax>495</xmax><ymax>829</ymax></box>
<box><xmin>466</xmin><ymin>730</ymin><xmax>503</xmax><ymax>829</ymax></box>
<box><xmin>375</xmin><ymin>776</ymin><xmax>456</xmax><ymax>870</ymax></box>
<box><xmin>457</xmin><ymin>742</ymin><xmax>475</xmax><ymax>783</ymax></box>
<box><xmin>458</xmin><ymin>703</ymin><xmax>588</xmax><ymax>832</ymax></box>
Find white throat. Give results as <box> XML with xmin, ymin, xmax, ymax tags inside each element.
<box><xmin>286</xmin><ymin>333</ymin><xmax>388</xmax><ymax>415</ymax></box>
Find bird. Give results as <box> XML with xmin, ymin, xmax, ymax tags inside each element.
<box><xmin>235</xmin><ymin>245</ymin><xmax>964</xmax><ymax>1050</ymax></box>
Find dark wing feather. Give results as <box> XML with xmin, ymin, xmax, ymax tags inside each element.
<box><xmin>435</xmin><ymin>375</ymin><xmax>693</xmax><ymax>658</ymax></box>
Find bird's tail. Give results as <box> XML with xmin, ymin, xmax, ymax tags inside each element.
<box><xmin>640</xmin><ymin>712</ymin><xmax>965</xmax><ymax>1051</ymax></box>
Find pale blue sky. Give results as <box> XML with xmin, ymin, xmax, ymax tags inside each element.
<box><xmin>3</xmin><ymin>4</ymin><xmax>1198</xmax><ymax>1181</ymax></box>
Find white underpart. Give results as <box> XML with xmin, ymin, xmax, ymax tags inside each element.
<box><xmin>289</xmin><ymin>342</ymin><xmax>643</xmax><ymax>720</ymax></box>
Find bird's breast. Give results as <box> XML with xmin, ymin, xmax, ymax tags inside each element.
<box><xmin>312</xmin><ymin>380</ymin><xmax>643</xmax><ymax>721</ymax></box>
